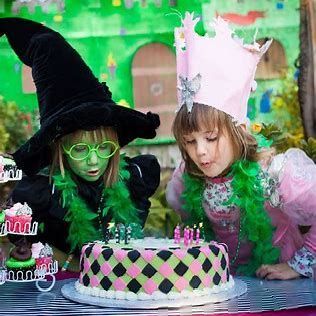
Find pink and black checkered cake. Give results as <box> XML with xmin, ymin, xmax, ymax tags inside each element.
<box><xmin>76</xmin><ymin>238</ymin><xmax>234</xmax><ymax>301</ymax></box>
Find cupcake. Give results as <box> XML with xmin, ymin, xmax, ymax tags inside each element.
<box><xmin>5</xmin><ymin>202</ymin><xmax>32</xmax><ymax>234</ymax></box>
<box><xmin>32</xmin><ymin>242</ymin><xmax>53</xmax><ymax>272</ymax></box>
<box><xmin>6</xmin><ymin>238</ymin><xmax>36</xmax><ymax>280</ymax></box>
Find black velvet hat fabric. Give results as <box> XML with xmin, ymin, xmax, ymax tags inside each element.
<box><xmin>0</xmin><ymin>18</ymin><xmax>160</xmax><ymax>176</ymax></box>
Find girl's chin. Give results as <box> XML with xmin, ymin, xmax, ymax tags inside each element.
<box><xmin>201</xmin><ymin>168</ymin><xmax>223</xmax><ymax>178</ymax></box>
<box><xmin>80</xmin><ymin>174</ymin><xmax>102</xmax><ymax>182</ymax></box>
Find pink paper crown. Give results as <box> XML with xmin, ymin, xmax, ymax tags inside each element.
<box><xmin>174</xmin><ymin>12</ymin><xmax>272</xmax><ymax>124</ymax></box>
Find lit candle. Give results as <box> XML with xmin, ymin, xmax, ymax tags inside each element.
<box><xmin>195</xmin><ymin>225</ymin><xmax>200</xmax><ymax>245</ymax></box>
<box><xmin>124</xmin><ymin>225</ymin><xmax>130</xmax><ymax>244</ymax></box>
<box><xmin>184</xmin><ymin>226</ymin><xmax>189</xmax><ymax>246</ymax></box>
<box><xmin>174</xmin><ymin>224</ymin><xmax>181</xmax><ymax>244</ymax></box>
<box><xmin>127</xmin><ymin>226</ymin><xmax>131</xmax><ymax>244</ymax></box>
<box><xmin>189</xmin><ymin>227</ymin><xmax>194</xmax><ymax>244</ymax></box>
<box><xmin>115</xmin><ymin>225</ymin><xmax>120</xmax><ymax>243</ymax></box>
<box><xmin>174</xmin><ymin>225</ymin><xmax>178</xmax><ymax>243</ymax></box>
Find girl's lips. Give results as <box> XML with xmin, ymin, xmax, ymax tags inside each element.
<box><xmin>200</xmin><ymin>162</ymin><xmax>211</xmax><ymax>168</ymax></box>
<box><xmin>87</xmin><ymin>169</ymin><xmax>99</xmax><ymax>176</ymax></box>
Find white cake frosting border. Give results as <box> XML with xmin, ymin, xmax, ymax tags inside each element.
<box><xmin>75</xmin><ymin>277</ymin><xmax>235</xmax><ymax>301</ymax></box>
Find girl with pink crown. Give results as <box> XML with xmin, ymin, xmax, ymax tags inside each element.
<box><xmin>166</xmin><ymin>13</ymin><xmax>316</xmax><ymax>280</ymax></box>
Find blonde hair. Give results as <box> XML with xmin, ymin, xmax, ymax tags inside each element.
<box><xmin>172</xmin><ymin>104</ymin><xmax>265</xmax><ymax>177</ymax></box>
<box><xmin>50</xmin><ymin>127</ymin><xmax>120</xmax><ymax>187</ymax></box>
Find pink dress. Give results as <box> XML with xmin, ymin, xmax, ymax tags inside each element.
<box><xmin>166</xmin><ymin>149</ymin><xmax>316</xmax><ymax>277</ymax></box>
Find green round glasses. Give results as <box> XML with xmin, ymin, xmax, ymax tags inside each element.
<box><xmin>62</xmin><ymin>141</ymin><xmax>119</xmax><ymax>161</ymax></box>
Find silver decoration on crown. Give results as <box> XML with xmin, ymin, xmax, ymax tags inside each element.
<box><xmin>177</xmin><ymin>73</ymin><xmax>202</xmax><ymax>113</ymax></box>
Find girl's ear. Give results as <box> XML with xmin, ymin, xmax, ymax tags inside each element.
<box><xmin>239</xmin><ymin>123</ymin><xmax>247</xmax><ymax>131</ymax></box>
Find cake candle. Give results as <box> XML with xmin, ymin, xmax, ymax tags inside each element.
<box><xmin>184</xmin><ymin>226</ymin><xmax>189</xmax><ymax>246</ymax></box>
<box><xmin>174</xmin><ymin>224</ymin><xmax>180</xmax><ymax>243</ymax></box>
<box><xmin>125</xmin><ymin>225</ymin><xmax>131</xmax><ymax>244</ymax></box>
<box><xmin>115</xmin><ymin>225</ymin><xmax>120</xmax><ymax>243</ymax></box>
<box><xmin>189</xmin><ymin>227</ymin><xmax>194</xmax><ymax>244</ymax></box>
<box><xmin>195</xmin><ymin>225</ymin><xmax>200</xmax><ymax>245</ymax></box>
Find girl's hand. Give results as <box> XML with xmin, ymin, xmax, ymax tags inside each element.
<box><xmin>256</xmin><ymin>263</ymin><xmax>301</xmax><ymax>280</ymax></box>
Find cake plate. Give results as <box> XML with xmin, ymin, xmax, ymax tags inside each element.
<box><xmin>61</xmin><ymin>279</ymin><xmax>247</xmax><ymax>309</ymax></box>
<box><xmin>6</xmin><ymin>267</ymin><xmax>46</xmax><ymax>283</ymax></box>
<box><xmin>35</xmin><ymin>260</ymin><xmax>59</xmax><ymax>292</ymax></box>
<box><xmin>6</xmin><ymin>261</ymin><xmax>59</xmax><ymax>292</ymax></box>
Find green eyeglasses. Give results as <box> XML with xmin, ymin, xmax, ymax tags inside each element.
<box><xmin>62</xmin><ymin>141</ymin><xmax>119</xmax><ymax>161</ymax></box>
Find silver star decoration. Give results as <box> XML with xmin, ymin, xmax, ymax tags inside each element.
<box><xmin>16</xmin><ymin>202</ymin><xmax>32</xmax><ymax>216</ymax></box>
<box><xmin>39</xmin><ymin>244</ymin><xmax>53</xmax><ymax>257</ymax></box>
<box><xmin>177</xmin><ymin>73</ymin><xmax>201</xmax><ymax>112</ymax></box>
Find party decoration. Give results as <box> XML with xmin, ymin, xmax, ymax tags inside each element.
<box><xmin>53</xmin><ymin>15</ymin><xmax>63</xmax><ymax>23</ymax></box>
<box><xmin>217</xmin><ymin>10</ymin><xmax>265</xmax><ymax>26</ymax></box>
<box><xmin>260</xmin><ymin>89</ymin><xmax>273</xmax><ymax>113</ymax></box>
<box><xmin>112</xmin><ymin>0</ymin><xmax>122</xmax><ymax>6</ymax></box>
<box><xmin>107</xmin><ymin>53</ymin><xmax>117</xmax><ymax>79</ymax></box>
<box><xmin>11</xmin><ymin>0</ymin><xmax>64</xmax><ymax>14</ymax></box>
<box><xmin>276</xmin><ymin>2</ymin><xmax>284</xmax><ymax>10</ymax></box>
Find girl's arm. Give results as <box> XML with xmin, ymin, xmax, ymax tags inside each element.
<box><xmin>125</xmin><ymin>155</ymin><xmax>160</xmax><ymax>227</ymax></box>
<box><xmin>267</xmin><ymin>148</ymin><xmax>316</xmax><ymax>278</ymax></box>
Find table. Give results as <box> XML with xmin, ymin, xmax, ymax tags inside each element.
<box><xmin>0</xmin><ymin>277</ymin><xmax>315</xmax><ymax>315</ymax></box>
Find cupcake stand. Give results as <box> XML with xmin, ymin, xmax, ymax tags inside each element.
<box><xmin>0</xmin><ymin>164</ymin><xmax>58</xmax><ymax>292</ymax></box>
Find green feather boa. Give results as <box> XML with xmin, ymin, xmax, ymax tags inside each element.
<box><xmin>53</xmin><ymin>157</ymin><xmax>140</xmax><ymax>252</ymax></box>
<box><xmin>181</xmin><ymin>160</ymin><xmax>279</xmax><ymax>276</ymax></box>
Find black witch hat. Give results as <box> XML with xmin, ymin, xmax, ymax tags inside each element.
<box><xmin>0</xmin><ymin>18</ymin><xmax>160</xmax><ymax>176</ymax></box>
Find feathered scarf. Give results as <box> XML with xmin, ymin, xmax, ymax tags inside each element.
<box><xmin>53</xmin><ymin>157</ymin><xmax>139</xmax><ymax>252</ymax></box>
<box><xmin>181</xmin><ymin>160</ymin><xmax>280</xmax><ymax>276</ymax></box>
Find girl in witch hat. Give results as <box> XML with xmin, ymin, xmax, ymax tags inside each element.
<box><xmin>0</xmin><ymin>18</ymin><xmax>160</xmax><ymax>271</ymax></box>
<box><xmin>166</xmin><ymin>13</ymin><xmax>316</xmax><ymax>280</ymax></box>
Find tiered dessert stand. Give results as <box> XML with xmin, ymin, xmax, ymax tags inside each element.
<box><xmin>0</xmin><ymin>159</ymin><xmax>58</xmax><ymax>292</ymax></box>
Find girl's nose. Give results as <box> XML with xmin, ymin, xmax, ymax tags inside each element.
<box><xmin>196</xmin><ymin>141</ymin><xmax>207</xmax><ymax>156</ymax></box>
<box><xmin>87</xmin><ymin>150</ymin><xmax>98</xmax><ymax>165</ymax></box>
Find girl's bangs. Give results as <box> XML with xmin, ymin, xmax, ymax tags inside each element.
<box><xmin>174</xmin><ymin>104</ymin><xmax>223</xmax><ymax>145</ymax></box>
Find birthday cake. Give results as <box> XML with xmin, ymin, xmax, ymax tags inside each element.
<box><xmin>76</xmin><ymin>237</ymin><xmax>234</xmax><ymax>301</ymax></box>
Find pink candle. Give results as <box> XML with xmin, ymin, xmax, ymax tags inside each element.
<box><xmin>177</xmin><ymin>225</ymin><xmax>181</xmax><ymax>243</ymax></box>
<box><xmin>174</xmin><ymin>224</ymin><xmax>181</xmax><ymax>244</ymax></box>
<box><xmin>196</xmin><ymin>227</ymin><xmax>200</xmax><ymax>245</ymax></box>
<box><xmin>189</xmin><ymin>228</ymin><xmax>194</xmax><ymax>244</ymax></box>
<box><xmin>184</xmin><ymin>227</ymin><xmax>189</xmax><ymax>246</ymax></box>
<box><xmin>173</xmin><ymin>226</ymin><xmax>177</xmax><ymax>242</ymax></box>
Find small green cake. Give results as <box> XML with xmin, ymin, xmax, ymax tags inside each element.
<box><xmin>6</xmin><ymin>257</ymin><xmax>36</xmax><ymax>280</ymax></box>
